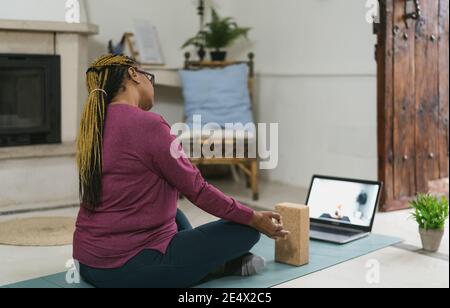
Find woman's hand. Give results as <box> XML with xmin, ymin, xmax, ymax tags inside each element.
<box><xmin>249</xmin><ymin>211</ymin><xmax>290</xmax><ymax>240</ymax></box>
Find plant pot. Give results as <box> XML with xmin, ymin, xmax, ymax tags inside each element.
<box><xmin>419</xmin><ymin>228</ymin><xmax>444</xmax><ymax>252</ymax></box>
<box><xmin>197</xmin><ymin>46</ymin><xmax>206</xmax><ymax>62</ymax></box>
<box><xmin>210</xmin><ymin>50</ymin><xmax>227</xmax><ymax>61</ymax></box>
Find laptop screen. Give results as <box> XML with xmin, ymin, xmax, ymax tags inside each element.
<box><xmin>307</xmin><ymin>177</ymin><xmax>381</xmax><ymax>228</ymax></box>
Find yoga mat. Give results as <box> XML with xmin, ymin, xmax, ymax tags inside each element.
<box><xmin>197</xmin><ymin>234</ymin><xmax>402</xmax><ymax>288</ymax></box>
<box><xmin>3</xmin><ymin>234</ymin><xmax>401</xmax><ymax>288</ymax></box>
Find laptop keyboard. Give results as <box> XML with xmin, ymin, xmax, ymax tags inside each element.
<box><xmin>311</xmin><ymin>225</ymin><xmax>360</xmax><ymax>237</ymax></box>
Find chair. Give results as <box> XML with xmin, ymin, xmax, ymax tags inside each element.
<box><xmin>181</xmin><ymin>52</ymin><xmax>259</xmax><ymax>200</ymax></box>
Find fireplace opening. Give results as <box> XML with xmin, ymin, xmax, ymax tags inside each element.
<box><xmin>0</xmin><ymin>54</ymin><xmax>61</xmax><ymax>147</ymax></box>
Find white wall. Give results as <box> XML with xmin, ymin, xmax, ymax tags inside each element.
<box><xmin>218</xmin><ymin>0</ymin><xmax>379</xmax><ymax>187</ymax></box>
<box><xmin>217</xmin><ymin>0</ymin><xmax>376</xmax><ymax>75</ymax></box>
<box><xmin>0</xmin><ymin>0</ymin><xmax>378</xmax><ymax>188</ymax></box>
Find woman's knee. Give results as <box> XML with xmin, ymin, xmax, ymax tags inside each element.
<box><xmin>227</xmin><ymin>221</ymin><xmax>261</xmax><ymax>249</ymax></box>
<box><xmin>246</xmin><ymin>225</ymin><xmax>261</xmax><ymax>247</ymax></box>
<box><xmin>225</xmin><ymin>220</ymin><xmax>261</xmax><ymax>246</ymax></box>
<box><xmin>197</xmin><ymin>220</ymin><xmax>261</xmax><ymax>251</ymax></box>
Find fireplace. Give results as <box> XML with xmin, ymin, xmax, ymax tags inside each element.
<box><xmin>0</xmin><ymin>54</ymin><xmax>61</xmax><ymax>147</ymax></box>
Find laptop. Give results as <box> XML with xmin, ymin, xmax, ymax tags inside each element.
<box><xmin>305</xmin><ymin>175</ymin><xmax>383</xmax><ymax>244</ymax></box>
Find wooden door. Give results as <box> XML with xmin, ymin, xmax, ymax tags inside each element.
<box><xmin>376</xmin><ymin>0</ymin><xmax>449</xmax><ymax>211</ymax></box>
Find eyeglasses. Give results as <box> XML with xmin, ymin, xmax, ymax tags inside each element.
<box><xmin>135</xmin><ymin>69</ymin><xmax>156</xmax><ymax>86</ymax></box>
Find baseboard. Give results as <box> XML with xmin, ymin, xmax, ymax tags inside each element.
<box><xmin>0</xmin><ymin>200</ymin><xmax>79</xmax><ymax>216</ymax></box>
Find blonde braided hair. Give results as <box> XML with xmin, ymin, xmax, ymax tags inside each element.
<box><xmin>77</xmin><ymin>54</ymin><xmax>138</xmax><ymax>209</ymax></box>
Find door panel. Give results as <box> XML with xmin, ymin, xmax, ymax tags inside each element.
<box><xmin>377</xmin><ymin>0</ymin><xmax>395</xmax><ymax>204</ymax></box>
<box><xmin>377</xmin><ymin>0</ymin><xmax>449</xmax><ymax>211</ymax></box>
<box><xmin>438</xmin><ymin>0</ymin><xmax>449</xmax><ymax>178</ymax></box>
<box><xmin>414</xmin><ymin>0</ymin><xmax>441</xmax><ymax>194</ymax></box>
<box><xmin>393</xmin><ymin>0</ymin><xmax>417</xmax><ymax>199</ymax></box>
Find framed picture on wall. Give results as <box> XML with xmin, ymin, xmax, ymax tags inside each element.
<box><xmin>132</xmin><ymin>19</ymin><xmax>165</xmax><ymax>65</ymax></box>
<box><xmin>65</xmin><ymin>0</ymin><xmax>89</xmax><ymax>24</ymax></box>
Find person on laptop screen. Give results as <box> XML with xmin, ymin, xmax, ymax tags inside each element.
<box><xmin>310</xmin><ymin>179</ymin><xmax>379</xmax><ymax>227</ymax></box>
<box><xmin>320</xmin><ymin>204</ymin><xmax>351</xmax><ymax>223</ymax></box>
<box><xmin>306</xmin><ymin>175</ymin><xmax>382</xmax><ymax>244</ymax></box>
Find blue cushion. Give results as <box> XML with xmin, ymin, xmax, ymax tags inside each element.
<box><xmin>179</xmin><ymin>64</ymin><xmax>253</xmax><ymax>129</ymax></box>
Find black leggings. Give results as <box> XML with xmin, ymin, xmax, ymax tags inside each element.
<box><xmin>79</xmin><ymin>209</ymin><xmax>261</xmax><ymax>288</ymax></box>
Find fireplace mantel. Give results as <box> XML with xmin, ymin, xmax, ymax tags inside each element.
<box><xmin>0</xmin><ymin>19</ymin><xmax>98</xmax><ymax>210</ymax></box>
<box><xmin>0</xmin><ymin>19</ymin><xmax>98</xmax><ymax>34</ymax></box>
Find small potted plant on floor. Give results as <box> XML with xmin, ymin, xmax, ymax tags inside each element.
<box><xmin>411</xmin><ymin>194</ymin><xmax>449</xmax><ymax>252</ymax></box>
<box><xmin>182</xmin><ymin>8</ymin><xmax>251</xmax><ymax>61</ymax></box>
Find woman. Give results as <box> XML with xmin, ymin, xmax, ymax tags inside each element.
<box><xmin>73</xmin><ymin>54</ymin><xmax>289</xmax><ymax>288</ymax></box>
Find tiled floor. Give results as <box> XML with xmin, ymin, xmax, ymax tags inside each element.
<box><xmin>0</xmin><ymin>179</ymin><xmax>448</xmax><ymax>288</ymax></box>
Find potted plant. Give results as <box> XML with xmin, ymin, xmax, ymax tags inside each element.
<box><xmin>410</xmin><ymin>194</ymin><xmax>449</xmax><ymax>252</ymax></box>
<box><xmin>182</xmin><ymin>8</ymin><xmax>251</xmax><ymax>61</ymax></box>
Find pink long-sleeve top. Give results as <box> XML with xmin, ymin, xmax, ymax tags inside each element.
<box><xmin>73</xmin><ymin>104</ymin><xmax>255</xmax><ymax>269</ymax></box>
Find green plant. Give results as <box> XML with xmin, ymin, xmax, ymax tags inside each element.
<box><xmin>410</xmin><ymin>194</ymin><xmax>449</xmax><ymax>231</ymax></box>
<box><xmin>182</xmin><ymin>8</ymin><xmax>251</xmax><ymax>51</ymax></box>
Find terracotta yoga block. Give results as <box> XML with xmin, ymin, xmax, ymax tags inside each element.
<box><xmin>275</xmin><ymin>203</ymin><xmax>310</xmax><ymax>266</ymax></box>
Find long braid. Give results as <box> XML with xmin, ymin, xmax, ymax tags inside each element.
<box><xmin>77</xmin><ymin>54</ymin><xmax>137</xmax><ymax>210</ymax></box>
